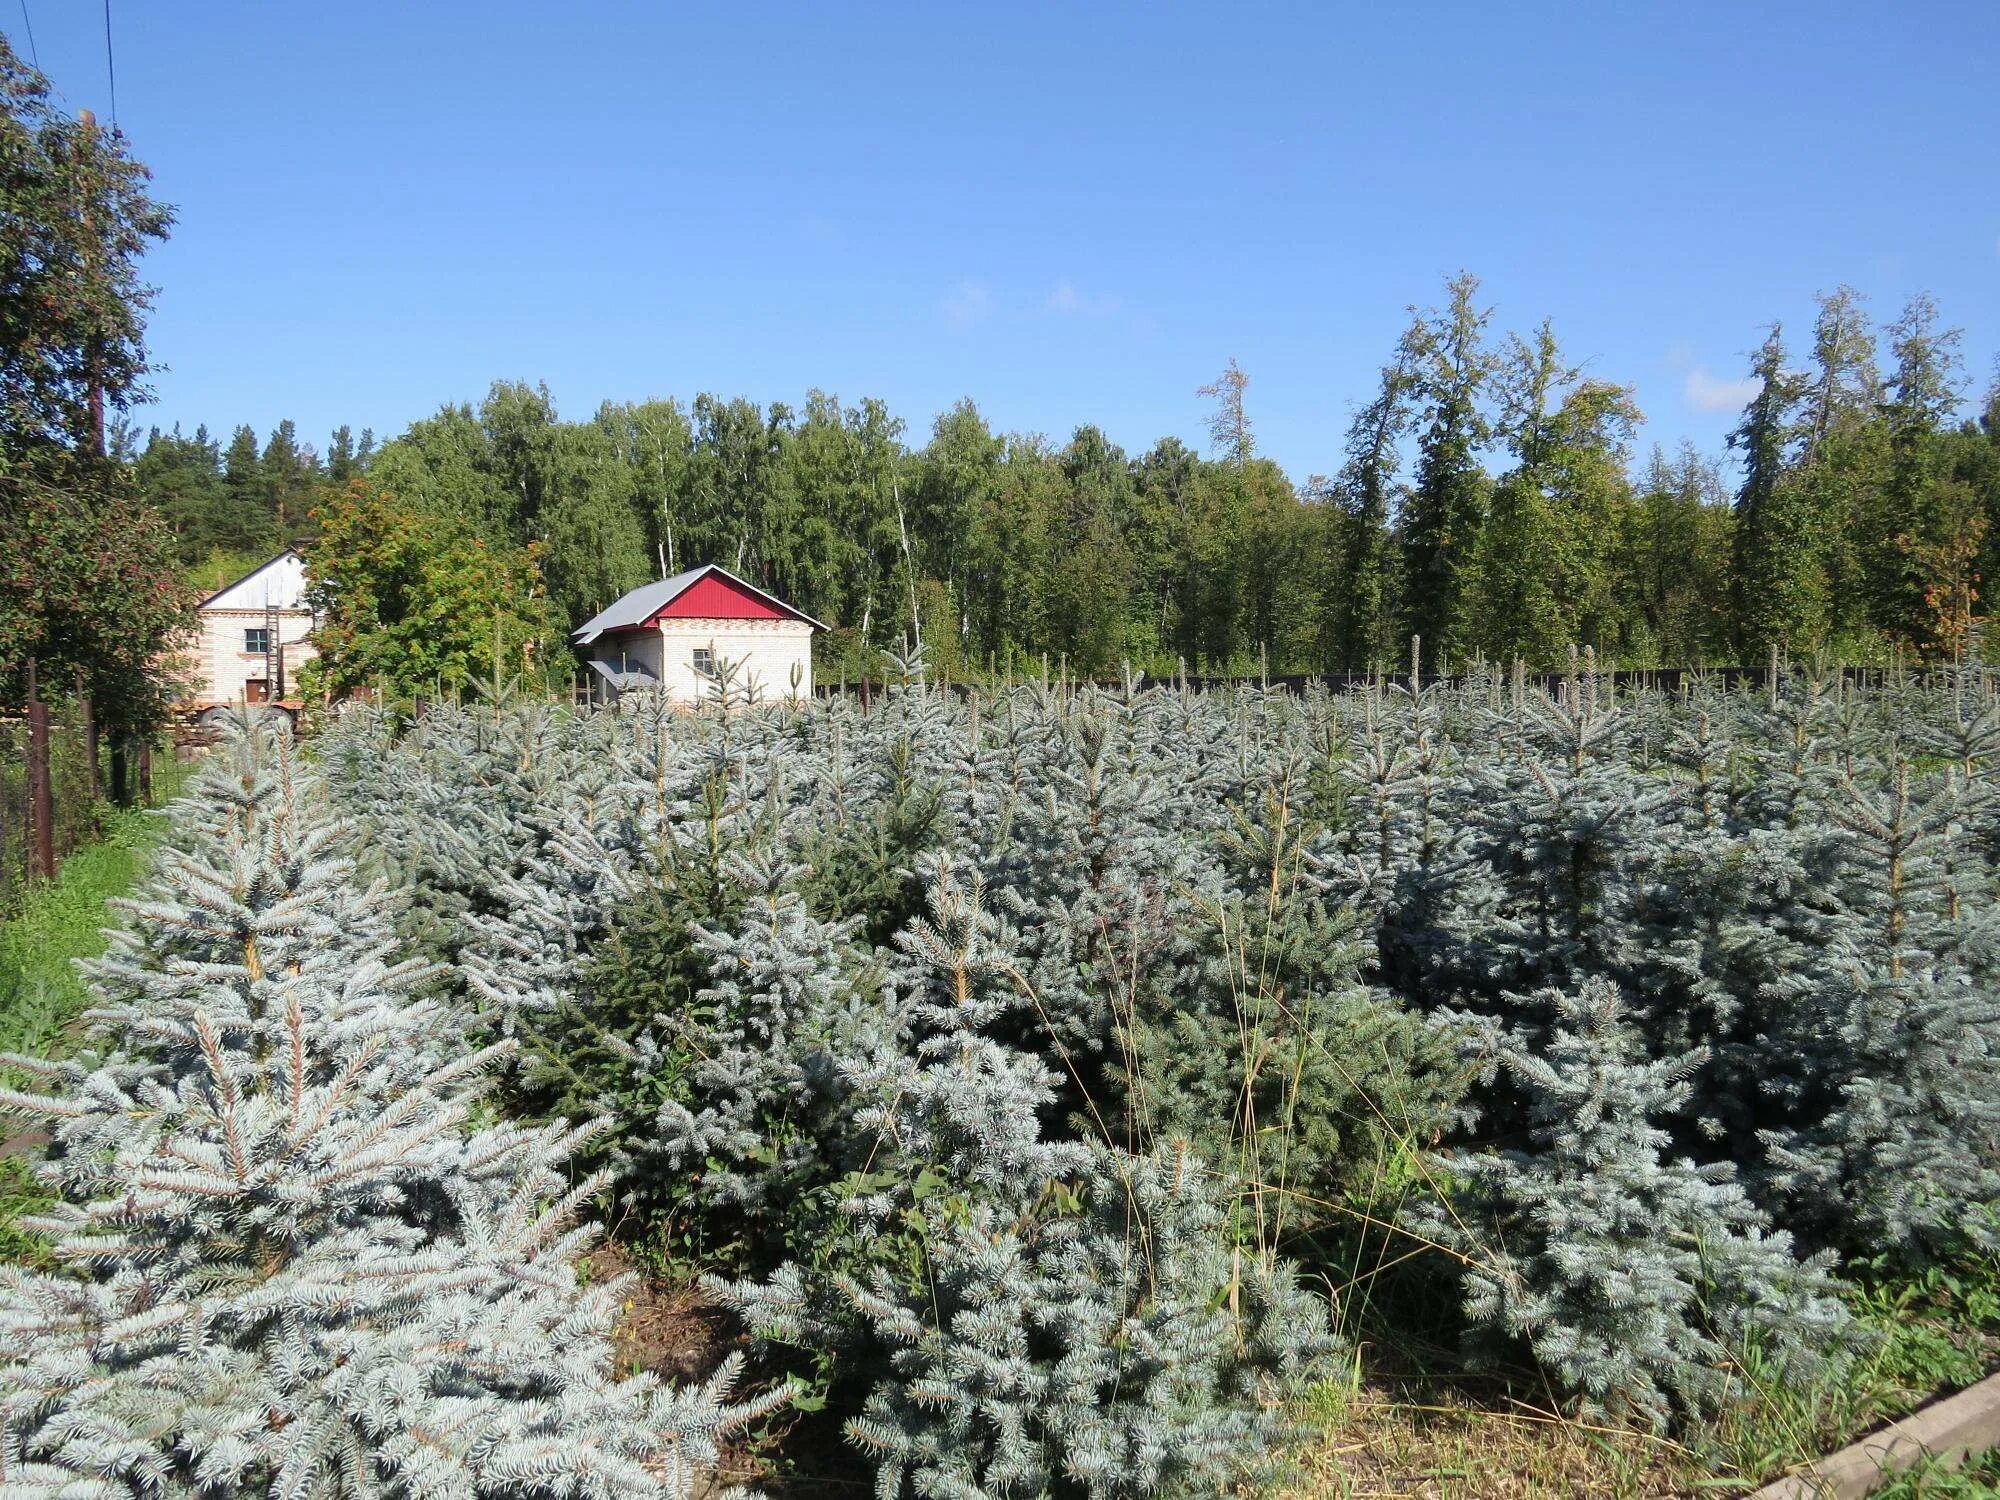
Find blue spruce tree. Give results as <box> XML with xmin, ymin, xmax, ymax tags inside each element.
<box><xmin>1407</xmin><ymin>976</ymin><xmax>1847</xmax><ymax>1429</ymax></box>
<box><xmin>0</xmin><ymin>717</ymin><xmax>785</xmax><ymax>1496</ymax></box>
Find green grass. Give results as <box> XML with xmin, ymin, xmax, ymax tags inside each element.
<box><xmin>1873</xmin><ymin>1449</ymin><xmax>2000</xmax><ymax>1498</ymax></box>
<box><xmin>0</xmin><ymin>760</ymin><xmax>194</xmax><ymax>1263</ymax></box>
<box><xmin>0</xmin><ymin>803</ymin><xmax>177</xmax><ymax>1052</ymax></box>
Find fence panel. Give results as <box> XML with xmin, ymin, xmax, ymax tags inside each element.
<box><xmin>0</xmin><ymin>701</ymin><xmax>117</xmax><ymax>922</ymax></box>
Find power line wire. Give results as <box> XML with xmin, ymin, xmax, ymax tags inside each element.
<box><xmin>101</xmin><ymin>0</ymin><xmax>116</xmax><ymax>127</ymax></box>
<box><xmin>16</xmin><ymin>0</ymin><xmax>38</xmax><ymax>69</ymax></box>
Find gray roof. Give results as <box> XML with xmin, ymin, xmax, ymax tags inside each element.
<box><xmin>569</xmin><ymin>564</ymin><xmax>826</xmax><ymax>644</ymax></box>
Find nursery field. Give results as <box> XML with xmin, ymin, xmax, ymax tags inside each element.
<box><xmin>3</xmin><ymin>656</ymin><xmax>1999</xmax><ymax>1497</ymax></box>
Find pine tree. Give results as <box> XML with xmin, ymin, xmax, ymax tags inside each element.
<box><xmin>648</xmin><ymin>852</ymin><xmax>899</xmax><ymax>1250</ymax></box>
<box><xmin>1406</xmin><ymin>977</ymin><xmax>1847</xmax><ymax>1429</ymax></box>
<box><xmin>1864</xmin><ymin>295</ymin><xmax>1971</xmax><ymax>652</ymax></box>
<box><xmin>1469</xmin><ymin>326</ymin><xmax>1639</xmax><ymax>667</ymax></box>
<box><xmin>1761</xmin><ymin>755</ymin><xmax>2000</xmax><ymax>1261</ymax></box>
<box><xmin>1324</xmin><ymin>350</ymin><xmax>1413</xmax><ymax>672</ymax></box>
<box><xmin>1729</xmin><ymin>327</ymin><xmax>1816</xmax><ymax>655</ymax></box>
<box><xmin>1116</xmin><ymin>765</ymin><xmax>1465</xmax><ymax>1244</ymax></box>
<box><xmin>1398</xmin><ymin>274</ymin><xmax>1495</xmax><ymax>664</ymax></box>
<box><xmin>298</xmin><ymin>647</ymin><xmax>2000</xmax><ymax>1472</ymax></box>
<box><xmin>0</xmin><ymin>715</ymin><xmax>785</xmax><ymax>1496</ymax></box>
<box><xmin>221</xmin><ymin>422</ymin><xmax>277</xmax><ymax>554</ymax></box>
<box><xmin>725</xmin><ymin>859</ymin><xmax>1333</xmax><ymax>1498</ymax></box>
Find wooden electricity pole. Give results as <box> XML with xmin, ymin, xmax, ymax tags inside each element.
<box><xmin>25</xmin><ymin>660</ymin><xmax>55</xmax><ymax>882</ymax></box>
<box><xmin>79</xmin><ymin>109</ymin><xmax>107</xmax><ymax>460</ymax></box>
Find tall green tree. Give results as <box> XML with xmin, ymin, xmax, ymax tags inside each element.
<box><xmin>961</xmin><ymin>436</ymin><xmax>1062</xmax><ymax>670</ymax></box>
<box><xmin>1470</xmin><ymin>323</ymin><xmax>1640</xmax><ymax>666</ymax></box>
<box><xmin>688</xmin><ymin>393</ymin><xmax>781</xmax><ymax>585</ymax></box>
<box><xmin>1611</xmin><ymin>446</ymin><xmax>1733</xmax><ymax>665</ymax></box>
<box><xmin>1050</xmin><ymin>426</ymin><xmax>1138</xmax><ymax>674</ymax></box>
<box><xmin>1795</xmin><ymin>289</ymin><xmax>1883</xmax><ymax>651</ymax></box>
<box><xmin>369</xmin><ymin>403</ymin><xmax>511</xmax><ymax>534</ymax></box>
<box><xmin>1397</xmin><ymin>273</ymin><xmax>1495</xmax><ymax>667</ymax></box>
<box><xmin>0</xmin><ymin>37</ymin><xmax>190</xmax><ymax>726</ymax></box>
<box><xmin>325</xmin><ymin>424</ymin><xmax>359</xmax><ymax>483</ymax></box>
<box><xmin>0</xmin><ymin>39</ymin><xmax>173</xmax><ymax>468</ymax></box>
<box><xmin>1863</xmin><ymin>295</ymin><xmax>1968</xmax><ymax>651</ymax></box>
<box><xmin>604</xmin><ymin>397</ymin><xmax>693</xmax><ymax>577</ymax></box>
<box><xmin>481</xmin><ymin>378</ymin><xmax>558</xmax><ymax>535</ymax></box>
<box><xmin>1728</xmin><ymin>327</ymin><xmax>1814</xmax><ymax>655</ymax></box>
<box><xmin>913</xmin><ymin>399</ymin><xmax>1003</xmax><ymax>642</ymax></box>
<box><xmin>1324</xmin><ymin>349</ymin><xmax>1413</xmax><ymax>672</ymax></box>
<box><xmin>261</xmin><ymin>417</ymin><xmax>322</xmax><ymax>544</ymax></box>
<box><xmin>134</xmin><ymin>424</ymin><xmax>228</xmax><ymax>563</ymax></box>
<box><xmin>538</xmin><ymin>419</ymin><xmax>650</xmax><ymax>624</ymax></box>
<box><xmin>1135</xmin><ymin>436</ymin><xmax>1232</xmax><ymax>669</ymax></box>
<box><xmin>302</xmin><ymin>479</ymin><xmax>559</xmax><ymax>698</ymax></box>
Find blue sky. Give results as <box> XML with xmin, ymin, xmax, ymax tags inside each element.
<box><xmin>10</xmin><ymin>0</ymin><xmax>1997</xmax><ymax>482</ymax></box>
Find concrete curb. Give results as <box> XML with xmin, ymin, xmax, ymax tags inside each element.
<box><xmin>1751</xmin><ymin>1372</ymin><xmax>2000</xmax><ymax>1498</ymax></box>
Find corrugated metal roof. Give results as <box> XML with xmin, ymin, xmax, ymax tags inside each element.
<box><xmin>570</xmin><ymin>564</ymin><xmax>827</xmax><ymax>644</ymax></box>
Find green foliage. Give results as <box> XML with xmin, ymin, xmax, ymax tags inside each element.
<box><xmin>1407</xmin><ymin>978</ymin><xmax>1849</xmax><ymax>1431</ymax></box>
<box><xmin>1872</xmin><ymin>1451</ymin><xmax>2000</xmax><ymax>1499</ymax></box>
<box><xmin>109</xmin><ymin>260</ymin><xmax>2000</xmax><ymax>677</ymax></box>
<box><xmin>0</xmin><ymin>715</ymin><xmax>787</xmax><ymax>1495</ymax></box>
<box><xmin>300</xmin><ymin>477</ymin><xmax>561</xmax><ymax>700</ymax></box>
<box><xmin>1730</xmin><ymin>325</ymin><xmax>1821</xmax><ymax>654</ymax></box>
<box><xmin>0</xmin><ymin>774</ymin><xmax>186</xmax><ymax>1056</ymax></box>
<box><xmin>314</xmin><ymin>657</ymin><xmax>2000</xmax><ymax>1487</ymax></box>
<box><xmin>0</xmin><ymin>40</ymin><xmax>194</xmax><ymax>730</ymax></box>
<box><xmin>0</xmin><ymin>37</ymin><xmax>172</xmax><ymax>465</ymax></box>
<box><xmin>1116</xmin><ymin>779</ymin><xmax>1468</xmax><ymax>1246</ymax></box>
<box><xmin>1398</xmin><ymin>272</ymin><xmax>1497</xmax><ymax>666</ymax></box>
<box><xmin>0</xmin><ymin>775</ymin><xmax>188</xmax><ymax>1264</ymax></box>
<box><xmin>0</xmin><ymin>466</ymin><xmax>196</xmax><ymax>731</ymax></box>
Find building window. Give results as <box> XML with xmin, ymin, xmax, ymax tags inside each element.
<box><xmin>691</xmin><ymin>646</ymin><xmax>716</xmax><ymax>678</ymax></box>
<box><xmin>244</xmin><ymin>628</ymin><xmax>271</xmax><ymax>655</ymax></box>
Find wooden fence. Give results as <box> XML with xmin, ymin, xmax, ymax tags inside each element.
<box><xmin>815</xmin><ymin>664</ymin><xmax>1919</xmax><ymax>703</ymax></box>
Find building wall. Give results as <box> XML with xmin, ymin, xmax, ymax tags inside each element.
<box><xmin>185</xmin><ymin>608</ymin><xmax>317</xmax><ymax>705</ymax></box>
<box><xmin>204</xmin><ymin>552</ymin><xmax>309</xmax><ymax>612</ymax></box>
<box><xmin>590</xmin><ymin>630</ymin><xmax>665</xmax><ymax>683</ymax></box>
<box><xmin>596</xmin><ymin>618</ymin><xmax>813</xmax><ymax>703</ymax></box>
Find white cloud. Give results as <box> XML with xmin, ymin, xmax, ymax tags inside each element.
<box><xmin>1046</xmin><ymin>280</ymin><xmax>1123</xmax><ymax>317</ymax></box>
<box><xmin>939</xmin><ymin>280</ymin><xmax>992</xmax><ymax>330</ymax></box>
<box><xmin>1683</xmin><ymin>368</ymin><xmax>1761</xmax><ymax>412</ymax></box>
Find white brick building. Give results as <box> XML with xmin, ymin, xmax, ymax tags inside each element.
<box><xmin>571</xmin><ymin>565</ymin><xmax>822</xmax><ymax>704</ymax></box>
<box><xmin>182</xmin><ymin>550</ymin><xmax>317</xmax><ymax>716</ymax></box>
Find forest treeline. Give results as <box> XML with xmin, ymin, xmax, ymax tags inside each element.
<box><xmin>134</xmin><ymin>274</ymin><xmax>2000</xmax><ymax>681</ymax></box>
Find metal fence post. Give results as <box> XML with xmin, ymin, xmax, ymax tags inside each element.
<box><xmin>76</xmin><ymin>669</ymin><xmax>100</xmax><ymax>799</ymax></box>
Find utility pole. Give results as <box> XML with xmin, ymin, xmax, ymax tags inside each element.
<box><xmin>78</xmin><ymin>110</ymin><xmax>106</xmax><ymax>460</ymax></box>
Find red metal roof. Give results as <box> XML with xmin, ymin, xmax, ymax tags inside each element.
<box><xmin>650</xmin><ymin>572</ymin><xmax>788</xmax><ymax>622</ymax></box>
<box><xmin>571</xmin><ymin>564</ymin><xmax>827</xmax><ymax>643</ymax></box>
